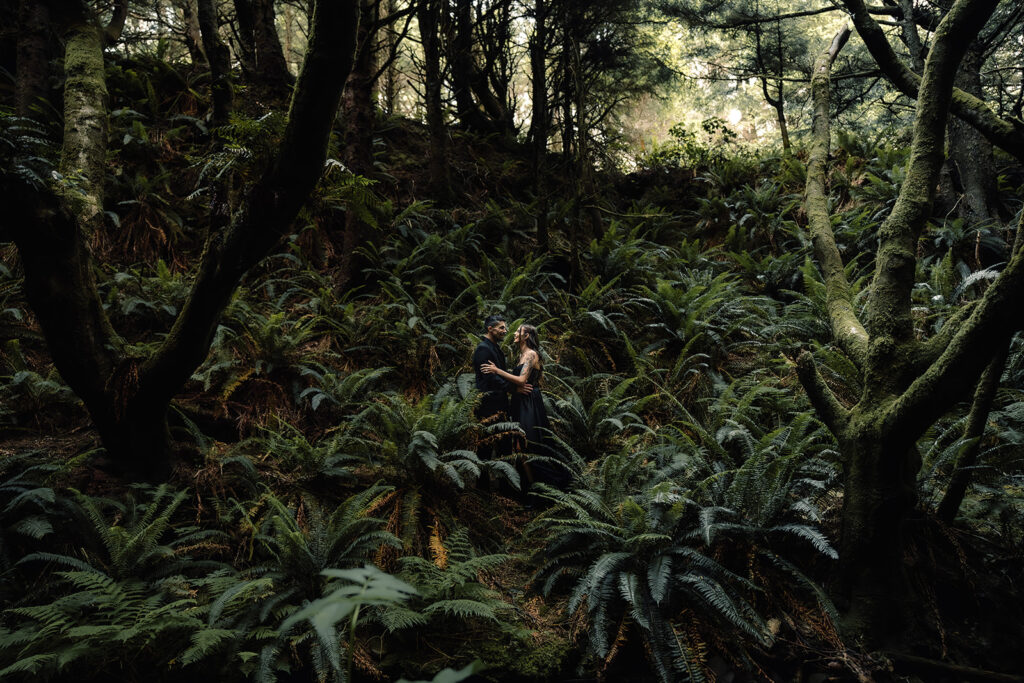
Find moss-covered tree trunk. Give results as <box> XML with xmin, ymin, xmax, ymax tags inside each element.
<box><xmin>5</xmin><ymin>0</ymin><xmax>360</xmax><ymax>479</ymax></box>
<box><xmin>799</xmin><ymin>0</ymin><xmax>1024</xmax><ymax>646</ymax></box>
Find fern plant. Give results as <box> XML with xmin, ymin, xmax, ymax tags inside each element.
<box><xmin>386</xmin><ymin>528</ymin><xmax>513</xmax><ymax>630</ymax></box>
<box><xmin>21</xmin><ymin>484</ymin><xmax>225</xmax><ymax>582</ymax></box>
<box><xmin>530</xmin><ymin>473</ymin><xmax>771</xmax><ymax>682</ymax></box>
<box><xmin>207</xmin><ymin>487</ymin><xmax>401</xmax><ymax>681</ymax></box>
<box><xmin>0</xmin><ymin>486</ymin><xmax>234</xmax><ymax>680</ymax></box>
<box><xmin>630</xmin><ymin>270</ymin><xmax>775</xmax><ymax>372</ymax></box>
<box><xmin>545</xmin><ymin>373</ymin><xmax>654</xmax><ymax>462</ymax></box>
<box><xmin>0</xmin><ymin>569</ymin><xmax>208</xmax><ymax>681</ymax></box>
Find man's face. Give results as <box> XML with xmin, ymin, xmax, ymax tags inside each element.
<box><xmin>488</xmin><ymin>321</ymin><xmax>508</xmax><ymax>340</ymax></box>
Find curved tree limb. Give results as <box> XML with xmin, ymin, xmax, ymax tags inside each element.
<box><xmin>888</xmin><ymin>210</ymin><xmax>1024</xmax><ymax>442</ymax></box>
<box><xmin>805</xmin><ymin>22</ymin><xmax>869</xmax><ymax>367</ymax></box>
<box><xmin>935</xmin><ymin>337</ymin><xmax>1009</xmax><ymax>524</ymax></box>
<box><xmin>841</xmin><ymin>0</ymin><xmax>1024</xmax><ymax>163</ymax></box>
<box><xmin>796</xmin><ymin>352</ymin><xmax>851</xmax><ymax>436</ymax></box>
<box><xmin>136</xmin><ymin>0</ymin><xmax>360</xmax><ymax>406</ymax></box>
<box><xmin>862</xmin><ymin>0</ymin><xmax>1000</xmax><ymax>346</ymax></box>
<box><xmin>104</xmin><ymin>0</ymin><xmax>129</xmax><ymax>46</ymax></box>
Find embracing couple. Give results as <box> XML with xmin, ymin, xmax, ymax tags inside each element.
<box><xmin>472</xmin><ymin>314</ymin><xmax>568</xmax><ymax>492</ymax></box>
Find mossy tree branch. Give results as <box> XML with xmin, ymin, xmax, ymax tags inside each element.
<box><xmin>841</xmin><ymin>0</ymin><xmax>1024</xmax><ymax>163</ymax></box>
<box><xmin>805</xmin><ymin>22</ymin><xmax>868</xmax><ymax>368</ymax></box>
<box><xmin>862</xmin><ymin>0</ymin><xmax>999</xmax><ymax>348</ymax></box>
<box><xmin>888</xmin><ymin>211</ymin><xmax>1024</xmax><ymax>443</ymax></box>
<box><xmin>935</xmin><ymin>339</ymin><xmax>1009</xmax><ymax>524</ymax></box>
<box><xmin>137</xmin><ymin>0</ymin><xmax>360</xmax><ymax>411</ymax></box>
<box><xmin>796</xmin><ymin>352</ymin><xmax>850</xmax><ymax>436</ymax></box>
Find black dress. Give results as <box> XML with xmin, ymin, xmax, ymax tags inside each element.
<box><xmin>510</xmin><ymin>363</ymin><xmax>547</xmax><ymax>447</ymax></box>
<box><xmin>510</xmin><ymin>363</ymin><xmax>569</xmax><ymax>488</ymax></box>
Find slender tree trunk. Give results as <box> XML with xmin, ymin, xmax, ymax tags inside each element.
<box><xmin>949</xmin><ymin>47</ymin><xmax>1000</xmax><ymax>224</ymax></box>
<box><xmin>761</xmin><ymin>77</ymin><xmax>790</xmax><ymax>154</ymax></box>
<box><xmin>197</xmin><ymin>0</ymin><xmax>232</xmax><ymax>125</ymax></box>
<box><xmin>530</xmin><ymin>0</ymin><xmax>549</xmax><ymax>251</ymax></box>
<box><xmin>418</xmin><ymin>0</ymin><xmax>449</xmax><ymax>201</ymax></box>
<box><xmin>338</xmin><ymin>0</ymin><xmax>379</xmax><ymax>286</ymax></box>
<box><xmin>570</xmin><ymin>33</ymin><xmax>601</xmax><ymax>240</ymax></box>
<box><xmin>15</xmin><ymin>0</ymin><xmax>51</xmax><ymax>118</ymax></box>
<box><xmin>772</xmin><ymin>90</ymin><xmax>790</xmax><ymax>154</ymax></box>
<box><xmin>176</xmin><ymin>0</ymin><xmax>210</xmax><ymax>71</ymax></box>
<box><xmin>380</xmin><ymin>0</ymin><xmax>399</xmax><ymax>115</ymax></box>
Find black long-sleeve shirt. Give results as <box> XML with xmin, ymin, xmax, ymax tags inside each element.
<box><xmin>472</xmin><ymin>336</ymin><xmax>510</xmax><ymax>419</ymax></box>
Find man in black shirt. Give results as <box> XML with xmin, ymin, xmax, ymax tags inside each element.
<box><xmin>472</xmin><ymin>315</ymin><xmax>530</xmax><ymax>459</ymax></box>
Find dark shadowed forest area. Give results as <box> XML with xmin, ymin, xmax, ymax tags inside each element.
<box><xmin>1</xmin><ymin>0</ymin><xmax>1024</xmax><ymax>681</ymax></box>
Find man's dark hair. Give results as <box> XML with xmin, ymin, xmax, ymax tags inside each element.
<box><xmin>483</xmin><ymin>314</ymin><xmax>505</xmax><ymax>332</ymax></box>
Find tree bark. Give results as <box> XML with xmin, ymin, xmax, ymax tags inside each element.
<box><xmin>338</xmin><ymin>0</ymin><xmax>379</xmax><ymax>286</ymax></box>
<box><xmin>176</xmin><ymin>0</ymin><xmax>210</xmax><ymax>72</ymax></box>
<box><xmin>948</xmin><ymin>47</ymin><xmax>1000</xmax><ymax>224</ymax></box>
<box><xmin>232</xmin><ymin>0</ymin><xmax>259</xmax><ymax>78</ymax></box>
<box><xmin>16</xmin><ymin>0</ymin><xmax>52</xmax><ymax>119</ymax></box>
<box><xmin>418</xmin><ymin>0</ymin><xmax>450</xmax><ymax>201</ymax></box>
<box><xmin>251</xmin><ymin>0</ymin><xmax>294</xmax><ymax>93</ymax></box>
<box><xmin>197</xmin><ymin>0</ymin><xmax>233</xmax><ymax>125</ymax></box>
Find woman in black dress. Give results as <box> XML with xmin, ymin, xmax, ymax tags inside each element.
<box><xmin>481</xmin><ymin>325</ymin><xmax>567</xmax><ymax>489</ymax></box>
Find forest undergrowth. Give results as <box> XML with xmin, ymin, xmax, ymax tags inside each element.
<box><xmin>0</xmin><ymin>59</ymin><xmax>1023</xmax><ymax>682</ymax></box>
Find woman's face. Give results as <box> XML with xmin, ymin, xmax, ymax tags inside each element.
<box><xmin>513</xmin><ymin>327</ymin><xmax>522</xmax><ymax>344</ymax></box>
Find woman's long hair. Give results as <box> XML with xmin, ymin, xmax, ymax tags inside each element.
<box><xmin>519</xmin><ymin>324</ymin><xmax>541</xmax><ymax>366</ymax></box>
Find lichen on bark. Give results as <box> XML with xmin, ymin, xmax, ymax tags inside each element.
<box><xmin>59</xmin><ymin>21</ymin><xmax>108</xmax><ymax>235</ymax></box>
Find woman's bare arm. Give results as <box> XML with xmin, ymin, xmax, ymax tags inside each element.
<box><xmin>481</xmin><ymin>361</ymin><xmax>527</xmax><ymax>386</ymax></box>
